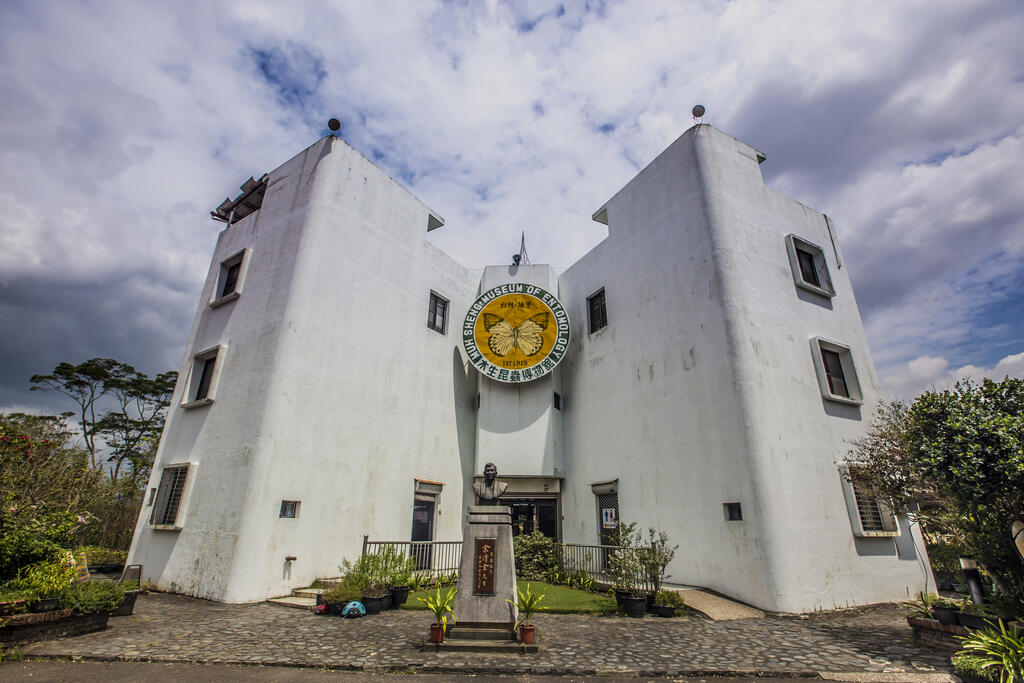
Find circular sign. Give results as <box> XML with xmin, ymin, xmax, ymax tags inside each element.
<box><xmin>462</xmin><ymin>284</ymin><xmax>570</xmax><ymax>383</ymax></box>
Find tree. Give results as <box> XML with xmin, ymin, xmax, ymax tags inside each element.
<box><xmin>847</xmin><ymin>378</ymin><xmax>1024</xmax><ymax>600</ymax></box>
<box><xmin>30</xmin><ymin>358</ymin><xmax>176</xmax><ymax>479</ymax></box>
<box><xmin>30</xmin><ymin>358</ymin><xmax>124</xmax><ymax>468</ymax></box>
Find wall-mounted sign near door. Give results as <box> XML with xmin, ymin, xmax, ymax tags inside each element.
<box><xmin>463</xmin><ymin>284</ymin><xmax>570</xmax><ymax>383</ymax></box>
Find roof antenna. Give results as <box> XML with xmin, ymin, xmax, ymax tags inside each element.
<box><xmin>691</xmin><ymin>105</ymin><xmax>705</xmax><ymax>123</ymax></box>
<box><xmin>513</xmin><ymin>231</ymin><xmax>531</xmax><ymax>266</ymax></box>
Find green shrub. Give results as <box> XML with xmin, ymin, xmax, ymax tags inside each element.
<box><xmin>952</xmin><ymin>653</ymin><xmax>1001</xmax><ymax>682</ymax></box>
<box><xmin>321</xmin><ymin>574</ymin><xmax>365</xmax><ymax>605</ymax></box>
<box><xmin>956</xmin><ymin>620</ymin><xmax>1024</xmax><ymax>682</ymax></box>
<box><xmin>513</xmin><ymin>531</ymin><xmax>559</xmax><ymax>581</ymax></box>
<box><xmin>0</xmin><ymin>509</ymin><xmax>77</xmax><ymax>582</ymax></box>
<box><xmin>59</xmin><ymin>581</ymin><xmax>126</xmax><ymax>614</ymax></box>
<box><xmin>374</xmin><ymin>546</ymin><xmax>416</xmax><ymax>587</ymax></box>
<box><xmin>75</xmin><ymin>546</ymin><xmax>127</xmax><ymax>567</ymax></box>
<box><xmin>5</xmin><ymin>560</ymin><xmax>77</xmax><ymax>599</ymax></box>
<box><xmin>655</xmin><ymin>590</ymin><xmax>685</xmax><ymax>608</ymax></box>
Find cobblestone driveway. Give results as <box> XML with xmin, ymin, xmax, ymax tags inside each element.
<box><xmin>22</xmin><ymin>593</ymin><xmax>954</xmax><ymax>677</ymax></box>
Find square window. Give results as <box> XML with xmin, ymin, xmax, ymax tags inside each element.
<box><xmin>427</xmin><ymin>292</ymin><xmax>448</xmax><ymax>334</ymax></box>
<box><xmin>724</xmin><ymin>502</ymin><xmax>743</xmax><ymax>521</ymax></box>
<box><xmin>183</xmin><ymin>345</ymin><xmax>225</xmax><ymax>408</ymax></box>
<box><xmin>587</xmin><ymin>288</ymin><xmax>607</xmax><ymax>333</ymax></box>
<box><xmin>785</xmin><ymin>235</ymin><xmax>835</xmax><ymax>298</ymax></box>
<box><xmin>839</xmin><ymin>465</ymin><xmax>898</xmax><ymax>537</ymax></box>
<box><xmin>553</xmin><ymin>392</ymin><xmax>562</xmax><ymax>410</ymax></box>
<box><xmin>210</xmin><ymin>249</ymin><xmax>250</xmax><ymax>308</ymax></box>
<box><xmin>149</xmin><ymin>464</ymin><xmax>190</xmax><ymax>528</ymax></box>
<box><xmin>280</xmin><ymin>500</ymin><xmax>299</xmax><ymax>518</ymax></box>
<box><xmin>810</xmin><ymin>338</ymin><xmax>863</xmax><ymax>405</ymax></box>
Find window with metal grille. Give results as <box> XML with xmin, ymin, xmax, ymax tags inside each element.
<box><xmin>427</xmin><ymin>292</ymin><xmax>448</xmax><ymax>334</ymax></box>
<box><xmin>587</xmin><ymin>289</ymin><xmax>607</xmax><ymax>333</ymax></box>
<box><xmin>849</xmin><ymin>472</ymin><xmax>886</xmax><ymax>532</ymax></box>
<box><xmin>820</xmin><ymin>348</ymin><xmax>848</xmax><ymax>397</ymax></box>
<box><xmin>150</xmin><ymin>465</ymin><xmax>189</xmax><ymax>527</ymax></box>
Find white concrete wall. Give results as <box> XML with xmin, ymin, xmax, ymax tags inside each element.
<box><xmin>475</xmin><ymin>265</ymin><xmax>564</xmax><ymax>478</ymax></box>
<box><xmin>129</xmin><ymin>136</ymin><xmax>480</xmax><ymax>602</ymax></box>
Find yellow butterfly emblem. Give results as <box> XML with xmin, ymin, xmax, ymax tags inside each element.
<box><xmin>482</xmin><ymin>312</ymin><xmax>549</xmax><ymax>357</ymax></box>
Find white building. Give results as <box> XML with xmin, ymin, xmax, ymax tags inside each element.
<box><xmin>128</xmin><ymin>124</ymin><xmax>931</xmax><ymax>612</ymax></box>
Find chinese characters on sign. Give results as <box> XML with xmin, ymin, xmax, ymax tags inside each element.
<box><xmin>474</xmin><ymin>537</ymin><xmax>496</xmax><ymax>595</ymax></box>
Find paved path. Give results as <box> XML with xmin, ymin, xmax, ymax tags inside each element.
<box><xmin>19</xmin><ymin>593</ymin><xmax>956</xmax><ymax>678</ymax></box>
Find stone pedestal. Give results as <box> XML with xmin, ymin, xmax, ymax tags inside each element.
<box><xmin>452</xmin><ymin>505</ymin><xmax>518</xmax><ymax>627</ymax></box>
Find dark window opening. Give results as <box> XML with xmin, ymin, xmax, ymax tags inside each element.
<box><xmin>507</xmin><ymin>498</ymin><xmax>558</xmax><ymax>540</ymax></box>
<box><xmin>221</xmin><ymin>261</ymin><xmax>241</xmax><ymax>297</ymax></box>
<box><xmin>411</xmin><ymin>494</ymin><xmax>436</xmax><ymax>570</ymax></box>
<box><xmin>588</xmin><ymin>289</ymin><xmax>607</xmax><ymax>333</ymax></box>
<box><xmin>280</xmin><ymin>500</ymin><xmax>299</xmax><ymax>518</ymax></box>
<box><xmin>427</xmin><ymin>292</ymin><xmax>448</xmax><ymax>334</ymax></box>
<box><xmin>150</xmin><ymin>465</ymin><xmax>189</xmax><ymax>526</ymax></box>
<box><xmin>194</xmin><ymin>356</ymin><xmax>216</xmax><ymax>401</ymax></box>
<box><xmin>724</xmin><ymin>502</ymin><xmax>743</xmax><ymax>521</ymax></box>
<box><xmin>796</xmin><ymin>248</ymin><xmax>820</xmax><ymax>287</ymax></box>
<box><xmin>553</xmin><ymin>392</ymin><xmax>561</xmax><ymax>410</ymax></box>
<box><xmin>821</xmin><ymin>349</ymin><xmax>849</xmax><ymax>397</ymax></box>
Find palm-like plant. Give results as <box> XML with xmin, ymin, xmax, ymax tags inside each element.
<box><xmin>957</xmin><ymin>620</ymin><xmax>1024</xmax><ymax>683</ymax></box>
<box><xmin>506</xmin><ymin>582</ymin><xmax>547</xmax><ymax>628</ymax></box>
<box><xmin>417</xmin><ymin>587</ymin><xmax>456</xmax><ymax>630</ymax></box>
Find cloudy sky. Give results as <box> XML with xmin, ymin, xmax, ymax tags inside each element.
<box><xmin>1</xmin><ymin>0</ymin><xmax>1022</xmax><ymax>416</ymax></box>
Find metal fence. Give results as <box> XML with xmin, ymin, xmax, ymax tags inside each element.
<box><xmin>360</xmin><ymin>538</ymin><xmax>652</xmax><ymax>591</ymax></box>
<box><xmin>361</xmin><ymin>536</ymin><xmax>462</xmax><ymax>579</ymax></box>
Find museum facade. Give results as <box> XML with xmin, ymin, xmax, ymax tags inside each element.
<box><xmin>127</xmin><ymin>124</ymin><xmax>931</xmax><ymax>612</ymax></box>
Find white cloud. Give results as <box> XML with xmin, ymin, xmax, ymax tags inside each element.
<box><xmin>881</xmin><ymin>351</ymin><xmax>1024</xmax><ymax>401</ymax></box>
<box><xmin>1</xmin><ymin>0</ymin><xmax>1023</xmax><ymax>414</ymax></box>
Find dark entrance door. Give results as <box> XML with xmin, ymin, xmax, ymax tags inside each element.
<box><xmin>411</xmin><ymin>495</ymin><xmax>435</xmax><ymax>570</ymax></box>
<box><xmin>505</xmin><ymin>498</ymin><xmax>558</xmax><ymax>539</ymax></box>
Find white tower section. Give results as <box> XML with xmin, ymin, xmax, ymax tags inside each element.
<box><xmin>128</xmin><ymin>136</ymin><xmax>480</xmax><ymax>602</ymax></box>
<box><xmin>558</xmin><ymin>125</ymin><xmax>929</xmax><ymax>612</ymax></box>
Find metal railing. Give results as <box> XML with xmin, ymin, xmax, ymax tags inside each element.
<box><xmin>361</xmin><ymin>536</ymin><xmax>462</xmax><ymax>578</ymax></box>
<box><xmin>360</xmin><ymin>537</ymin><xmax>653</xmax><ymax>591</ymax></box>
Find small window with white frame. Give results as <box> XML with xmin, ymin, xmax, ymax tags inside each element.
<box><xmin>149</xmin><ymin>463</ymin><xmax>192</xmax><ymax>529</ymax></box>
<box><xmin>183</xmin><ymin>345</ymin><xmax>226</xmax><ymax>408</ymax></box>
<box><xmin>839</xmin><ymin>464</ymin><xmax>898</xmax><ymax>537</ymax></box>
<box><xmin>810</xmin><ymin>337</ymin><xmax>863</xmax><ymax>405</ymax></box>
<box><xmin>786</xmin><ymin>235</ymin><xmax>835</xmax><ymax>298</ymax></box>
<box><xmin>210</xmin><ymin>248</ymin><xmax>250</xmax><ymax>308</ymax></box>
<box><xmin>427</xmin><ymin>291</ymin><xmax>448</xmax><ymax>334</ymax></box>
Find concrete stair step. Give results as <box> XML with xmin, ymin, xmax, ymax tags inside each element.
<box><xmin>291</xmin><ymin>588</ymin><xmax>322</xmax><ymax>599</ymax></box>
<box><xmin>423</xmin><ymin>639</ymin><xmax>539</xmax><ymax>654</ymax></box>
<box><xmin>267</xmin><ymin>595</ymin><xmax>316</xmax><ymax>610</ymax></box>
<box><xmin>446</xmin><ymin>627</ymin><xmax>515</xmax><ymax>641</ymax></box>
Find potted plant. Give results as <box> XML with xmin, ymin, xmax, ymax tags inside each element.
<box><xmin>380</xmin><ymin>547</ymin><xmax>416</xmax><ymax>609</ymax></box>
<box><xmin>922</xmin><ymin>593</ymin><xmax>962</xmax><ymax>626</ymax></box>
<box><xmin>340</xmin><ymin>554</ymin><xmax>391</xmax><ymax>614</ymax></box>
<box><xmin>642</xmin><ymin>528</ymin><xmax>678</xmax><ymax>612</ymax></box>
<box><xmin>506</xmin><ymin>582</ymin><xmax>546</xmax><ymax>644</ymax></box>
<box><xmin>959</xmin><ymin>602</ymin><xmax>1003</xmax><ymax>631</ymax></box>
<box><xmin>321</xmin><ymin>574</ymin><xmax>365</xmax><ymax>615</ymax></box>
<box><xmin>650</xmin><ymin>589</ymin><xmax>685</xmax><ymax>617</ymax></box>
<box><xmin>417</xmin><ymin>586</ymin><xmax>456</xmax><ymax>643</ymax></box>
<box><xmin>607</xmin><ymin>524</ymin><xmax>646</xmax><ymax>617</ymax></box>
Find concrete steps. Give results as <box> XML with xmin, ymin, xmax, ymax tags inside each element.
<box><xmin>266</xmin><ymin>586</ymin><xmax>321</xmax><ymax>610</ymax></box>
<box><xmin>421</xmin><ymin>624</ymin><xmax>540</xmax><ymax>654</ymax></box>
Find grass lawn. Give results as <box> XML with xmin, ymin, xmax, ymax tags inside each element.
<box><xmin>401</xmin><ymin>581</ymin><xmax>617</xmax><ymax>615</ymax></box>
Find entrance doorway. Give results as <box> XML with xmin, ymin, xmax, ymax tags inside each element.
<box><xmin>411</xmin><ymin>494</ymin><xmax>435</xmax><ymax>570</ymax></box>
<box><xmin>505</xmin><ymin>498</ymin><xmax>558</xmax><ymax>539</ymax></box>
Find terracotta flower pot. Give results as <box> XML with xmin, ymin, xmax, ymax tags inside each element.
<box><xmin>429</xmin><ymin>623</ymin><xmax>445</xmax><ymax>643</ymax></box>
<box><xmin>519</xmin><ymin>625</ymin><xmax>537</xmax><ymax>644</ymax></box>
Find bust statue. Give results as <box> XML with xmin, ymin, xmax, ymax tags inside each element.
<box><xmin>473</xmin><ymin>462</ymin><xmax>508</xmax><ymax>504</ymax></box>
